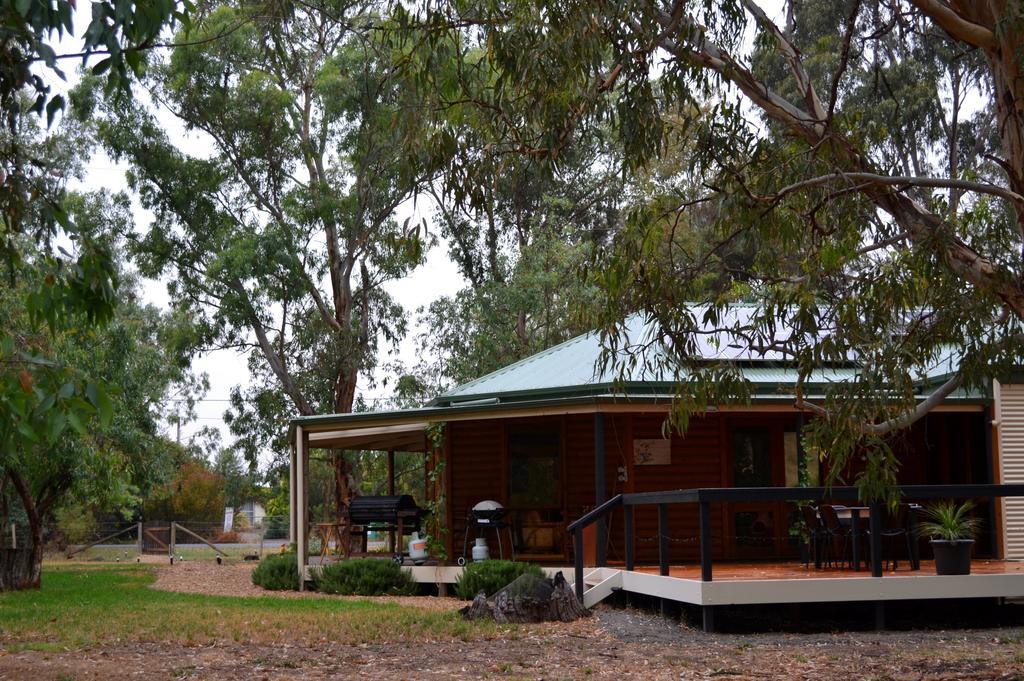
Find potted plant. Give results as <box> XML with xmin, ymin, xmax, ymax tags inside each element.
<box><xmin>918</xmin><ymin>500</ymin><xmax>981</xmax><ymax>575</ymax></box>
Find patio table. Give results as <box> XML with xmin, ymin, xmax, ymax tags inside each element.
<box><xmin>837</xmin><ymin>506</ymin><xmax>868</xmax><ymax>570</ymax></box>
<box><xmin>836</xmin><ymin>505</ymin><xmax>921</xmax><ymax>571</ymax></box>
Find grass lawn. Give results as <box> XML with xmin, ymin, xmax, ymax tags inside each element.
<box><xmin>64</xmin><ymin>546</ymin><xmax>253</xmax><ymax>562</ymax></box>
<box><xmin>0</xmin><ymin>565</ymin><xmax>508</xmax><ymax>651</ymax></box>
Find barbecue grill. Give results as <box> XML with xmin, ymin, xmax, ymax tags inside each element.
<box><xmin>460</xmin><ymin>500</ymin><xmax>514</xmax><ymax>562</ymax></box>
<box><xmin>345</xmin><ymin>495</ymin><xmax>429</xmax><ymax>557</ymax></box>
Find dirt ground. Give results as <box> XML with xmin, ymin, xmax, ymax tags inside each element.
<box><xmin>149</xmin><ymin>556</ymin><xmax>463</xmax><ymax>612</ymax></box>
<box><xmin>3</xmin><ymin>560</ymin><xmax>1024</xmax><ymax>680</ymax></box>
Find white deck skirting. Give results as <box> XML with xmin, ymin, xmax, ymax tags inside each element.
<box><xmin>301</xmin><ymin>563</ymin><xmax>1024</xmax><ymax>608</ymax></box>
<box><xmin>622</xmin><ymin>570</ymin><xmax>1024</xmax><ymax>606</ymax></box>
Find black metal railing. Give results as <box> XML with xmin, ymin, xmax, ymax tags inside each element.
<box><xmin>567</xmin><ymin>484</ymin><xmax>1024</xmax><ymax>601</ymax></box>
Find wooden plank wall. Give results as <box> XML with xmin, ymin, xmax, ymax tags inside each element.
<box><xmin>442</xmin><ymin>409</ymin><xmax>991</xmax><ymax>564</ymax></box>
<box><xmin>445</xmin><ymin>412</ymin><xmax>729</xmax><ymax>563</ymax></box>
<box><xmin>629</xmin><ymin>413</ymin><xmax>724</xmax><ymax>563</ymax></box>
<box><xmin>448</xmin><ymin>420</ymin><xmax>504</xmax><ymax>561</ymax></box>
<box><xmin>562</xmin><ymin>413</ymin><xmax>628</xmax><ymax>563</ymax></box>
<box><xmin>563</xmin><ymin>414</ymin><xmax>596</xmax><ymax>529</ymax></box>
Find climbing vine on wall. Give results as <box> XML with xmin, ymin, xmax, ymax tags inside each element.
<box><xmin>424</xmin><ymin>422</ymin><xmax>448</xmax><ymax>560</ymax></box>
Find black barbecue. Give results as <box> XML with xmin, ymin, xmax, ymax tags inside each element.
<box><xmin>346</xmin><ymin>495</ymin><xmax>429</xmax><ymax>556</ymax></box>
<box><xmin>460</xmin><ymin>500</ymin><xmax>515</xmax><ymax>562</ymax></box>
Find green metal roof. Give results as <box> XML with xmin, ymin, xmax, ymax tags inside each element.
<box><xmin>289</xmin><ymin>311</ymin><xmax>985</xmax><ymax>436</ymax></box>
<box><xmin>429</xmin><ymin>313</ymin><xmax>974</xmax><ymax>407</ymax></box>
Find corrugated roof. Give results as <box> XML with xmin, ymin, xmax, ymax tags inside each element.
<box><xmin>290</xmin><ymin>310</ymin><xmax>986</xmax><ymax>435</ymax></box>
<box><xmin>431</xmin><ymin>310</ymin><xmax>975</xmax><ymax>407</ymax></box>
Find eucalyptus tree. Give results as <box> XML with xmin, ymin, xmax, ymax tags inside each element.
<box><xmin>85</xmin><ymin>0</ymin><xmax>438</xmax><ymax>511</ymax></box>
<box><xmin>0</xmin><ymin>0</ymin><xmax>189</xmax><ymax>446</ymax></box>
<box><xmin>418</xmin><ymin>136</ymin><xmax>624</xmax><ymax>387</ymax></box>
<box><xmin>403</xmin><ymin>0</ymin><xmax>1024</xmax><ymax>497</ymax></box>
<box><xmin>0</xmin><ymin>229</ymin><xmax>205</xmax><ymax>589</ymax></box>
<box><xmin>0</xmin><ymin>0</ymin><xmax>188</xmax><ymax>588</ymax></box>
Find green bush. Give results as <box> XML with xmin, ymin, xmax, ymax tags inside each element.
<box><xmin>251</xmin><ymin>553</ymin><xmax>300</xmax><ymax>591</ymax></box>
<box><xmin>55</xmin><ymin>503</ymin><xmax>98</xmax><ymax>544</ymax></box>
<box><xmin>312</xmin><ymin>558</ymin><xmax>418</xmax><ymax>596</ymax></box>
<box><xmin>454</xmin><ymin>560</ymin><xmax>545</xmax><ymax>600</ymax></box>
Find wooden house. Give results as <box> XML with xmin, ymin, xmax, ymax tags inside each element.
<box><xmin>286</xmin><ymin>314</ymin><xmax>1024</xmax><ymax>628</ymax></box>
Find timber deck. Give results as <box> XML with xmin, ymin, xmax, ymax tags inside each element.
<box><xmin>303</xmin><ymin>558</ymin><xmax>1024</xmax><ymax>610</ymax></box>
<box><xmin>636</xmin><ymin>559</ymin><xmax>1024</xmax><ymax>580</ymax></box>
<box><xmin>392</xmin><ymin>559</ymin><xmax>1024</xmax><ymax>609</ymax></box>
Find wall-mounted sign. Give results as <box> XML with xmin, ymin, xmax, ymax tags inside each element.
<box><xmin>633</xmin><ymin>439</ymin><xmax>671</xmax><ymax>466</ymax></box>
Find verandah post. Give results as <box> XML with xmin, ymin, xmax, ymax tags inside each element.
<box><xmin>387</xmin><ymin>449</ymin><xmax>396</xmax><ymax>552</ymax></box>
<box><xmin>700</xmin><ymin>500</ymin><xmax>713</xmax><ymax>582</ymax></box>
<box><xmin>296</xmin><ymin>425</ymin><xmax>307</xmax><ymax>591</ymax></box>
<box><xmin>658</xmin><ymin>503</ymin><xmax>669</xmax><ymax>576</ymax></box>
<box><xmin>624</xmin><ymin>504</ymin><xmax>635</xmax><ymax>571</ymax></box>
<box><xmin>289</xmin><ymin>438</ymin><xmax>297</xmax><ymax>547</ymax></box>
<box><xmin>574</xmin><ymin>526</ymin><xmax>584</xmax><ymax>601</ymax></box>
<box><xmin>869</xmin><ymin>502</ymin><xmax>883</xmax><ymax>578</ymax></box>
<box><xmin>594</xmin><ymin>413</ymin><xmax>607</xmax><ymax>567</ymax></box>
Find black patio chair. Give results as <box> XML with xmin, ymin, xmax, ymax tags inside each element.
<box><xmin>800</xmin><ymin>505</ymin><xmax>830</xmax><ymax>568</ymax></box>
<box><xmin>867</xmin><ymin>503</ymin><xmax>918</xmax><ymax>571</ymax></box>
<box><xmin>819</xmin><ymin>504</ymin><xmax>854</xmax><ymax>569</ymax></box>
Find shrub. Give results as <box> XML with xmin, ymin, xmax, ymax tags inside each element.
<box><xmin>55</xmin><ymin>503</ymin><xmax>97</xmax><ymax>545</ymax></box>
<box><xmin>312</xmin><ymin>558</ymin><xmax>418</xmax><ymax>596</ymax></box>
<box><xmin>214</xmin><ymin>530</ymin><xmax>242</xmax><ymax>543</ymax></box>
<box><xmin>251</xmin><ymin>553</ymin><xmax>300</xmax><ymax>591</ymax></box>
<box><xmin>454</xmin><ymin>560</ymin><xmax>545</xmax><ymax>600</ymax></box>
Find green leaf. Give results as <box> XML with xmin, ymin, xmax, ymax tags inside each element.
<box><xmin>47</xmin><ymin>410</ymin><xmax>67</xmax><ymax>443</ymax></box>
<box><xmin>92</xmin><ymin>58</ymin><xmax>112</xmax><ymax>75</ymax></box>
<box><xmin>46</xmin><ymin>94</ymin><xmax>64</xmax><ymax>127</ymax></box>
<box><xmin>66</xmin><ymin>410</ymin><xmax>87</xmax><ymax>436</ymax></box>
<box><xmin>58</xmin><ymin>381</ymin><xmax>75</xmax><ymax>400</ymax></box>
<box><xmin>35</xmin><ymin>42</ymin><xmax>57</xmax><ymax>68</ymax></box>
<box><xmin>16</xmin><ymin>420</ymin><xmax>39</xmax><ymax>443</ymax></box>
<box><xmin>95</xmin><ymin>387</ymin><xmax>114</xmax><ymax>427</ymax></box>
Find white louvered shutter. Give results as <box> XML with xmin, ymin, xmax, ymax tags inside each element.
<box><xmin>999</xmin><ymin>382</ymin><xmax>1024</xmax><ymax>559</ymax></box>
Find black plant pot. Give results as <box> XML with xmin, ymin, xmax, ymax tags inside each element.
<box><xmin>930</xmin><ymin>539</ymin><xmax>974</xmax><ymax>575</ymax></box>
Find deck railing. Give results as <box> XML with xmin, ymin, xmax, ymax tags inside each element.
<box><xmin>566</xmin><ymin>484</ymin><xmax>1024</xmax><ymax>601</ymax></box>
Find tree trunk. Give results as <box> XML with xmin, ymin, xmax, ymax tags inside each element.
<box><xmin>462</xmin><ymin>571</ymin><xmax>589</xmax><ymax>623</ymax></box>
<box><xmin>6</xmin><ymin>471</ymin><xmax>42</xmax><ymax>589</ymax></box>
<box><xmin>332</xmin><ymin>368</ymin><xmax>359</xmax><ymax>552</ymax></box>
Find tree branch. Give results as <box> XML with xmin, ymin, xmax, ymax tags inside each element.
<box><xmin>826</xmin><ymin>0</ymin><xmax>861</xmax><ymax>124</ymax></box>
<box><xmin>228</xmin><ymin>277</ymin><xmax>314</xmax><ymax>415</ymax></box>
<box><xmin>766</xmin><ymin>171</ymin><xmax>1024</xmax><ymax>209</ymax></box>
<box><xmin>795</xmin><ymin>373</ymin><xmax>964</xmax><ymax>437</ymax></box>
<box><xmin>907</xmin><ymin>0</ymin><xmax>996</xmax><ymax>49</ymax></box>
<box><xmin>864</xmin><ymin>373</ymin><xmax>964</xmax><ymax>435</ymax></box>
<box><xmin>740</xmin><ymin>0</ymin><xmax>827</xmax><ymax>123</ymax></box>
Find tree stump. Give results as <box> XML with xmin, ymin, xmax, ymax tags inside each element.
<box><xmin>0</xmin><ymin>548</ymin><xmax>34</xmax><ymax>591</ymax></box>
<box><xmin>462</xmin><ymin>571</ymin><xmax>589</xmax><ymax>623</ymax></box>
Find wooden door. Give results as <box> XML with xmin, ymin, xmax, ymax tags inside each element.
<box><xmin>724</xmin><ymin>422</ymin><xmax>790</xmax><ymax>559</ymax></box>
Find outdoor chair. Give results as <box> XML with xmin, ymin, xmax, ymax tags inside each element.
<box><xmin>819</xmin><ymin>504</ymin><xmax>854</xmax><ymax>569</ymax></box>
<box><xmin>866</xmin><ymin>503</ymin><xmax>918</xmax><ymax>571</ymax></box>
<box><xmin>800</xmin><ymin>505</ymin><xmax>830</xmax><ymax>568</ymax></box>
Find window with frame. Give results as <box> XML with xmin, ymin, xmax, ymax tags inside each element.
<box><xmin>507</xmin><ymin>426</ymin><xmax>561</xmax><ymax>508</ymax></box>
